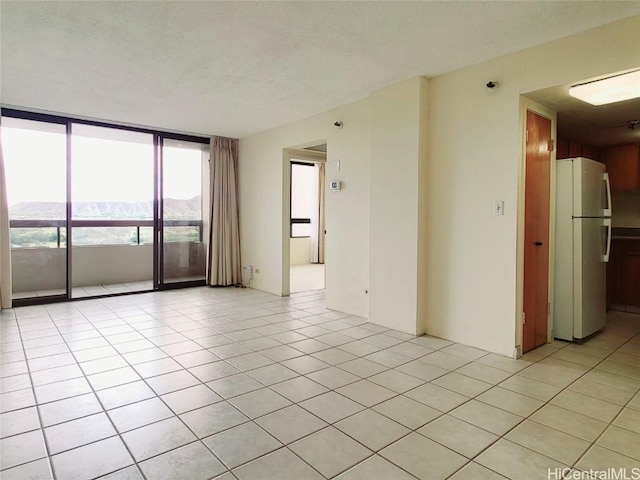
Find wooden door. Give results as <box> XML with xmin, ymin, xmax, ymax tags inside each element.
<box><xmin>523</xmin><ymin>110</ymin><xmax>552</xmax><ymax>353</ymax></box>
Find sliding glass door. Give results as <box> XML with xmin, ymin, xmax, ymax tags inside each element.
<box><xmin>2</xmin><ymin>118</ymin><xmax>68</xmax><ymax>301</ymax></box>
<box><xmin>160</xmin><ymin>139</ymin><xmax>209</xmax><ymax>286</ymax></box>
<box><xmin>2</xmin><ymin>109</ymin><xmax>209</xmax><ymax>306</ymax></box>
<box><xmin>70</xmin><ymin>124</ymin><xmax>155</xmax><ymax>298</ymax></box>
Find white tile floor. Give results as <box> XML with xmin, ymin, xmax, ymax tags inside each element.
<box><xmin>1</xmin><ymin>287</ymin><xmax>639</xmax><ymax>480</ymax></box>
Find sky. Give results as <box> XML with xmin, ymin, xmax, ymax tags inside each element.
<box><xmin>2</xmin><ymin>126</ymin><xmax>66</xmax><ymax>205</ymax></box>
<box><xmin>2</xmin><ymin>124</ymin><xmax>205</xmax><ymax>207</ymax></box>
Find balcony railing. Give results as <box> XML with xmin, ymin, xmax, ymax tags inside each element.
<box><xmin>10</xmin><ymin>219</ymin><xmax>204</xmax><ymax>247</ymax></box>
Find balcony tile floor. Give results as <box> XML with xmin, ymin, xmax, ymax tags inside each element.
<box><xmin>13</xmin><ymin>282</ymin><xmax>154</xmax><ymax>300</ymax></box>
<box><xmin>1</xmin><ymin>287</ymin><xmax>639</xmax><ymax>480</ymax></box>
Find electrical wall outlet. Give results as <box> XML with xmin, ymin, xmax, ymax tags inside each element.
<box><xmin>243</xmin><ymin>265</ymin><xmax>254</xmax><ymax>280</ymax></box>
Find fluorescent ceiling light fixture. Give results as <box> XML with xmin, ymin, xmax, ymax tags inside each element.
<box><xmin>569</xmin><ymin>70</ymin><xmax>640</xmax><ymax>106</ymax></box>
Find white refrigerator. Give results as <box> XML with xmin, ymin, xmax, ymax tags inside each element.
<box><xmin>554</xmin><ymin>157</ymin><xmax>612</xmax><ymax>341</ymax></box>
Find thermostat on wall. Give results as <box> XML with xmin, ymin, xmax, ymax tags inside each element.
<box><xmin>330</xmin><ymin>180</ymin><xmax>342</xmax><ymax>192</ymax></box>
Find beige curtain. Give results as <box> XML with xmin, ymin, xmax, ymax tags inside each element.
<box><xmin>206</xmin><ymin>137</ymin><xmax>241</xmax><ymax>286</ymax></box>
<box><xmin>313</xmin><ymin>163</ymin><xmax>326</xmax><ymax>264</ymax></box>
<box><xmin>0</xmin><ymin>129</ymin><xmax>12</xmax><ymax>308</ymax></box>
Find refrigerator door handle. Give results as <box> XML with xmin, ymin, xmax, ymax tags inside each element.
<box><xmin>603</xmin><ymin>172</ymin><xmax>612</xmax><ymax>217</ymax></box>
<box><xmin>603</xmin><ymin>218</ymin><xmax>612</xmax><ymax>263</ymax></box>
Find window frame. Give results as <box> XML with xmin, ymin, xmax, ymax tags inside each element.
<box><xmin>1</xmin><ymin>108</ymin><xmax>211</xmax><ymax>306</ymax></box>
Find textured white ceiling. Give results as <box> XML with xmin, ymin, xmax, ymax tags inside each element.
<box><xmin>1</xmin><ymin>1</ymin><xmax>639</xmax><ymax>138</ymax></box>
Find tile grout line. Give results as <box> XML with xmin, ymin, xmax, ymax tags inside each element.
<box><xmin>565</xmin><ymin>330</ymin><xmax>640</xmax><ymax>470</ymax></box>
<box><xmin>42</xmin><ymin>302</ymin><xmax>152</xmax><ymax>480</ymax></box>
<box><xmin>483</xmin><ymin>331</ymin><xmax>640</xmax><ymax>473</ymax></box>
<box><xmin>127</xmin><ymin>301</ymin><xmax>414</xmax><ymax>478</ymax></box>
<box><xmin>125</xmin><ymin>290</ymin><xmax>369</xmax><ymax>479</ymax></box>
<box><xmin>0</xmin><ymin>323</ymin><xmax>587</xmax><ymax>475</ymax></box>
<box><xmin>216</xmin><ymin>340</ymin><xmax>487</xmax><ymax>478</ymax></box>
<box><xmin>80</xmin><ymin>300</ymin><xmax>252</xmax><ymax>479</ymax></box>
<box><xmin>3</xmin><ymin>292</ymin><xmax>640</xmax><ymax>480</ymax></box>
<box><xmin>9</xmin><ymin>307</ymin><xmax>58</xmax><ymax>479</ymax></box>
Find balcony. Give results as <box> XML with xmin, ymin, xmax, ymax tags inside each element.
<box><xmin>11</xmin><ymin>219</ymin><xmax>206</xmax><ymax>300</ymax></box>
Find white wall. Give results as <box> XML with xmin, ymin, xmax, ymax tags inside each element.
<box><xmin>239</xmin><ymin>99</ymin><xmax>370</xmax><ymax>317</ymax></box>
<box><xmin>369</xmin><ymin>78</ymin><xmax>427</xmax><ymax>334</ymax></box>
<box><xmin>11</xmin><ymin>248</ymin><xmax>66</xmax><ymax>291</ymax></box>
<box><xmin>12</xmin><ymin>241</ymin><xmax>207</xmax><ymax>294</ymax></box>
<box><xmin>417</xmin><ymin>78</ymin><xmax>430</xmax><ymax>335</ymax></box>
<box><xmin>239</xmin><ymin>15</ymin><xmax>640</xmax><ymax>356</ymax></box>
<box><xmin>11</xmin><ymin>244</ymin><xmax>153</xmax><ymax>291</ymax></box>
<box><xmin>426</xmin><ymin>15</ymin><xmax>640</xmax><ymax>356</ymax></box>
<box><xmin>73</xmin><ymin>245</ymin><xmax>152</xmax><ymax>286</ymax></box>
<box><xmin>426</xmin><ymin>55</ymin><xmax>522</xmax><ymax>356</ymax></box>
<box><xmin>290</xmin><ymin>237</ymin><xmax>311</xmax><ymax>265</ymax></box>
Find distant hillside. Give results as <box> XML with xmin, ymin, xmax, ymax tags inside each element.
<box><xmin>164</xmin><ymin>197</ymin><xmax>202</xmax><ymax>219</ymax></box>
<box><xmin>10</xmin><ymin>202</ymin><xmax>66</xmax><ymax>219</ymax></box>
<box><xmin>10</xmin><ymin>196</ymin><xmax>202</xmax><ymax>220</ymax></box>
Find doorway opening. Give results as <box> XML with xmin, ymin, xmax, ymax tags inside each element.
<box><xmin>526</xmin><ymin>70</ymin><xmax>640</xmax><ymax>319</ymax></box>
<box><xmin>287</xmin><ymin>147</ymin><xmax>326</xmax><ymax>294</ymax></box>
<box><xmin>520</xmin><ymin>68</ymin><xmax>640</xmax><ymax>353</ymax></box>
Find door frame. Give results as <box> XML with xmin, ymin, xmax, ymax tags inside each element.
<box><xmin>515</xmin><ymin>98</ymin><xmax>557</xmax><ymax>356</ymax></box>
<box><xmin>281</xmin><ymin>147</ymin><xmax>326</xmax><ymax>297</ymax></box>
<box><xmin>156</xmin><ymin>137</ymin><xmax>210</xmax><ymax>291</ymax></box>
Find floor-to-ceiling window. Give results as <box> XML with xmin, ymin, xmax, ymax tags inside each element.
<box><xmin>1</xmin><ymin>110</ymin><xmax>209</xmax><ymax>305</ymax></box>
<box><xmin>2</xmin><ymin>117</ymin><xmax>68</xmax><ymax>301</ymax></box>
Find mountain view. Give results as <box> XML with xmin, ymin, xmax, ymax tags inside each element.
<box><xmin>10</xmin><ymin>196</ymin><xmax>202</xmax><ymax>220</ymax></box>
<box><xmin>10</xmin><ymin>196</ymin><xmax>203</xmax><ymax>247</ymax></box>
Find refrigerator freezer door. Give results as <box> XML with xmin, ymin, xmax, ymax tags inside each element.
<box><xmin>573</xmin><ymin>218</ymin><xmax>607</xmax><ymax>339</ymax></box>
<box><xmin>572</xmin><ymin>158</ymin><xmax>607</xmax><ymax>217</ymax></box>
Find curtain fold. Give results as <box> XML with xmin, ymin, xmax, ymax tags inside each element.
<box><xmin>310</xmin><ymin>164</ymin><xmax>320</xmax><ymax>264</ymax></box>
<box><xmin>206</xmin><ymin>137</ymin><xmax>241</xmax><ymax>286</ymax></box>
<box><xmin>0</xmin><ymin>130</ymin><xmax>13</xmax><ymax>308</ymax></box>
<box><xmin>318</xmin><ymin>162</ymin><xmax>325</xmax><ymax>264</ymax></box>
<box><xmin>312</xmin><ymin>163</ymin><xmax>326</xmax><ymax>264</ymax></box>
